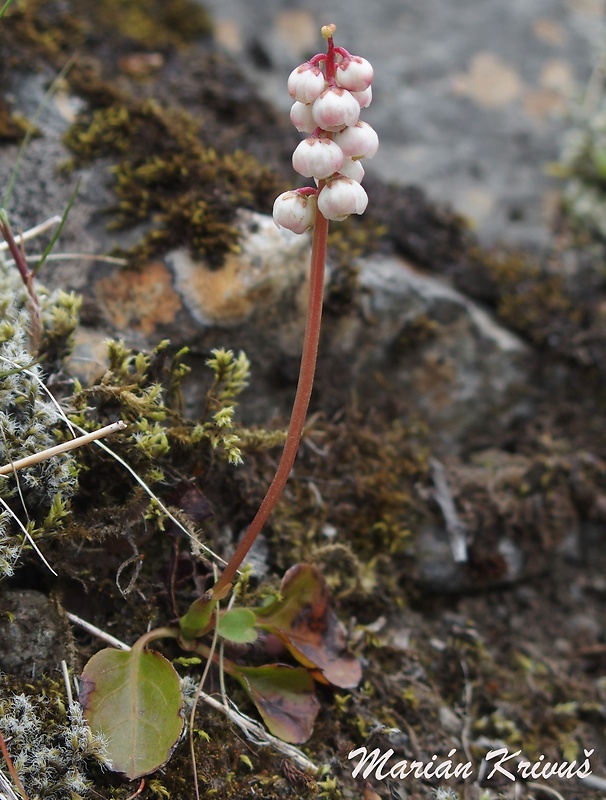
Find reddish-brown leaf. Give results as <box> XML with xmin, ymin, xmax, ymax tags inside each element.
<box><xmin>232</xmin><ymin>663</ymin><xmax>320</xmax><ymax>743</ymax></box>
<box><xmin>256</xmin><ymin>564</ymin><xmax>362</xmax><ymax>689</ymax></box>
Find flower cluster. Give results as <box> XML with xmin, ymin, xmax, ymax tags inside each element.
<box><xmin>273</xmin><ymin>24</ymin><xmax>377</xmax><ymax>233</ymax></box>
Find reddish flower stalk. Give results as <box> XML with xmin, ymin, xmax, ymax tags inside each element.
<box><xmin>0</xmin><ymin>728</ymin><xmax>28</xmax><ymax>800</ymax></box>
<box><xmin>0</xmin><ymin>212</ymin><xmax>43</xmax><ymax>348</ymax></box>
<box><xmin>212</xmin><ymin>204</ymin><xmax>329</xmax><ymax>597</ymax></box>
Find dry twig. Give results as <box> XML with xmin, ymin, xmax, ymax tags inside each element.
<box><xmin>0</xmin><ymin>421</ymin><xmax>127</xmax><ymax>476</ymax></box>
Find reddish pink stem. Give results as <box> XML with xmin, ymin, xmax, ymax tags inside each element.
<box><xmin>0</xmin><ymin>217</ymin><xmax>30</xmax><ymax>287</ymax></box>
<box><xmin>0</xmin><ymin>215</ymin><xmax>43</xmax><ymax>348</ymax></box>
<box><xmin>213</xmin><ymin>206</ymin><xmax>329</xmax><ymax>596</ymax></box>
<box><xmin>324</xmin><ymin>36</ymin><xmax>336</xmax><ymax>83</ymax></box>
<box><xmin>0</xmin><ymin>728</ymin><xmax>28</xmax><ymax>800</ymax></box>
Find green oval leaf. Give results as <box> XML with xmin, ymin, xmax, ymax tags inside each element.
<box><xmin>79</xmin><ymin>647</ymin><xmax>184</xmax><ymax>780</ymax></box>
<box><xmin>217</xmin><ymin>608</ymin><xmax>258</xmax><ymax>643</ymax></box>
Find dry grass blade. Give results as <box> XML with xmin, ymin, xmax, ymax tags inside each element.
<box><xmin>66</xmin><ymin>612</ymin><xmax>131</xmax><ymax>651</ymax></box>
<box><xmin>0</xmin><ymin>494</ymin><xmax>56</xmax><ymax>576</ymax></box>
<box><xmin>0</xmin><ymin>0</ymin><xmax>15</xmax><ymax>20</ymax></box>
<box><xmin>0</xmin><ymin>421</ymin><xmax>127</xmax><ymax>476</ymax></box>
<box><xmin>0</xmin><ymin>216</ymin><xmax>61</xmax><ymax>253</ymax></box>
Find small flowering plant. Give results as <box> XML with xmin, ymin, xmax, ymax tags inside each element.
<box><xmin>78</xmin><ymin>24</ymin><xmax>373</xmax><ymax>784</ymax></box>
<box><xmin>210</xmin><ymin>22</ymin><xmax>377</xmax><ymax>600</ymax></box>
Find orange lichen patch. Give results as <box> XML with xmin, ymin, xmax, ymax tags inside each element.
<box><xmin>275</xmin><ymin>10</ymin><xmax>318</xmax><ymax>58</ymax></box>
<box><xmin>567</xmin><ymin>0</ymin><xmax>604</xmax><ymax>16</ymax></box>
<box><xmin>171</xmin><ymin>249</ymin><xmax>257</xmax><ymax>325</ymax></box>
<box><xmin>168</xmin><ymin>210</ymin><xmax>310</xmax><ymax>327</ymax></box>
<box><xmin>525</xmin><ymin>58</ymin><xmax>577</xmax><ymax>119</ymax></box>
<box><xmin>532</xmin><ymin>17</ymin><xmax>567</xmax><ymax>46</ymax></box>
<box><xmin>213</xmin><ymin>19</ymin><xmax>243</xmax><ymax>54</ymax></box>
<box><xmin>118</xmin><ymin>52</ymin><xmax>165</xmax><ymax>79</ymax></box>
<box><xmin>523</xmin><ymin>89</ymin><xmax>568</xmax><ymax>120</ymax></box>
<box><xmin>452</xmin><ymin>52</ymin><xmax>524</xmax><ymax>108</ymax></box>
<box><xmin>95</xmin><ymin>260</ymin><xmax>182</xmax><ymax>335</ymax></box>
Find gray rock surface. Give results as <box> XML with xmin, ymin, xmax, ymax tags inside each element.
<box><xmin>155</xmin><ymin>219</ymin><xmax>534</xmax><ymax>445</ymax></box>
<box><xmin>0</xmin><ymin>590</ymin><xmax>73</xmax><ymax>676</ymax></box>
<box><xmin>199</xmin><ymin>0</ymin><xmax>604</xmax><ymax>246</ymax></box>
<box><xmin>325</xmin><ymin>253</ymin><xmax>531</xmax><ymax>444</ymax></box>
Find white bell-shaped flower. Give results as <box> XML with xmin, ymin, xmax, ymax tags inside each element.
<box><xmin>312</xmin><ymin>87</ymin><xmax>360</xmax><ymax>132</ymax></box>
<box><xmin>317</xmin><ymin>176</ymin><xmax>368</xmax><ymax>221</ymax></box>
<box><xmin>273</xmin><ymin>190</ymin><xmax>317</xmax><ymax>234</ymax></box>
<box><xmin>292</xmin><ymin>136</ymin><xmax>344</xmax><ymax>180</ymax></box>
<box><xmin>338</xmin><ymin>157</ymin><xmax>365</xmax><ymax>183</ymax></box>
<box><xmin>289</xmin><ymin>101</ymin><xmax>317</xmax><ymax>134</ymax></box>
<box><xmin>335</xmin><ymin>56</ymin><xmax>374</xmax><ymax>92</ymax></box>
<box><xmin>351</xmin><ymin>86</ymin><xmax>372</xmax><ymax>109</ymax></box>
<box><xmin>287</xmin><ymin>63</ymin><xmax>326</xmax><ymax>104</ymax></box>
<box><xmin>333</xmin><ymin>121</ymin><xmax>379</xmax><ymax>160</ymax></box>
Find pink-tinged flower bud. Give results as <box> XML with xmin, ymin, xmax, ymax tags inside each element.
<box><xmin>333</xmin><ymin>121</ymin><xmax>379</xmax><ymax>159</ymax></box>
<box><xmin>273</xmin><ymin>190</ymin><xmax>317</xmax><ymax>234</ymax></box>
<box><xmin>289</xmin><ymin>100</ymin><xmax>317</xmax><ymax>133</ymax></box>
<box><xmin>287</xmin><ymin>63</ymin><xmax>326</xmax><ymax>104</ymax></box>
<box><xmin>352</xmin><ymin>86</ymin><xmax>372</xmax><ymax>109</ymax></box>
<box><xmin>317</xmin><ymin>176</ymin><xmax>368</xmax><ymax>221</ymax></box>
<box><xmin>312</xmin><ymin>87</ymin><xmax>360</xmax><ymax>132</ymax></box>
<box><xmin>338</xmin><ymin>157</ymin><xmax>365</xmax><ymax>183</ymax></box>
<box><xmin>335</xmin><ymin>56</ymin><xmax>374</xmax><ymax>92</ymax></box>
<box><xmin>292</xmin><ymin>136</ymin><xmax>344</xmax><ymax>179</ymax></box>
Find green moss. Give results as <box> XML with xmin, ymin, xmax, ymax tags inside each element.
<box><xmin>466</xmin><ymin>246</ymin><xmax>582</xmax><ymax>349</ymax></box>
<box><xmin>0</xmin><ymin>98</ymin><xmax>35</xmax><ymax>142</ymax></box>
<box><xmin>241</xmin><ymin>412</ymin><xmax>430</xmax><ymax>597</ymax></box>
<box><xmin>68</xmin><ymin>340</ymin><xmax>183</xmax><ymax>495</ymax></box>
<box><xmin>390</xmin><ymin>313</ymin><xmax>439</xmax><ymax>355</ymax></box>
<box><xmin>0</xmin><ymin>0</ymin><xmax>210</xmax><ymax>76</ymax></box>
<box><xmin>0</xmin><ymin>0</ymin><xmax>84</xmax><ymax>72</ymax></box>
<box><xmin>78</xmin><ymin>0</ymin><xmax>212</xmax><ymax>49</ymax></box>
<box><xmin>71</xmin><ymin>341</ymin><xmax>256</xmax><ymax>475</ymax></box>
<box><xmin>63</xmin><ymin>98</ymin><xmax>286</xmax><ymax>266</ymax></box>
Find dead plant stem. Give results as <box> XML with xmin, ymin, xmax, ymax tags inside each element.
<box><xmin>0</xmin><ymin>421</ymin><xmax>127</xmax><ymax>476</ymax></box>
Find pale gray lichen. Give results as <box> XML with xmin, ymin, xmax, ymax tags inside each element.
<box><xmin>0</xmin><ymin>255</ymin><xmax>80</xmax><ymax>577</ymax></box>
<box><xmin>432</xmin><ymin>789</ymin><xmax>460</xmax><ymax>800</ymax></box>
<box><xmin>0</xmin><ymin>691</ymin><xmax>110</xmax><ymax>799</ymax></box>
